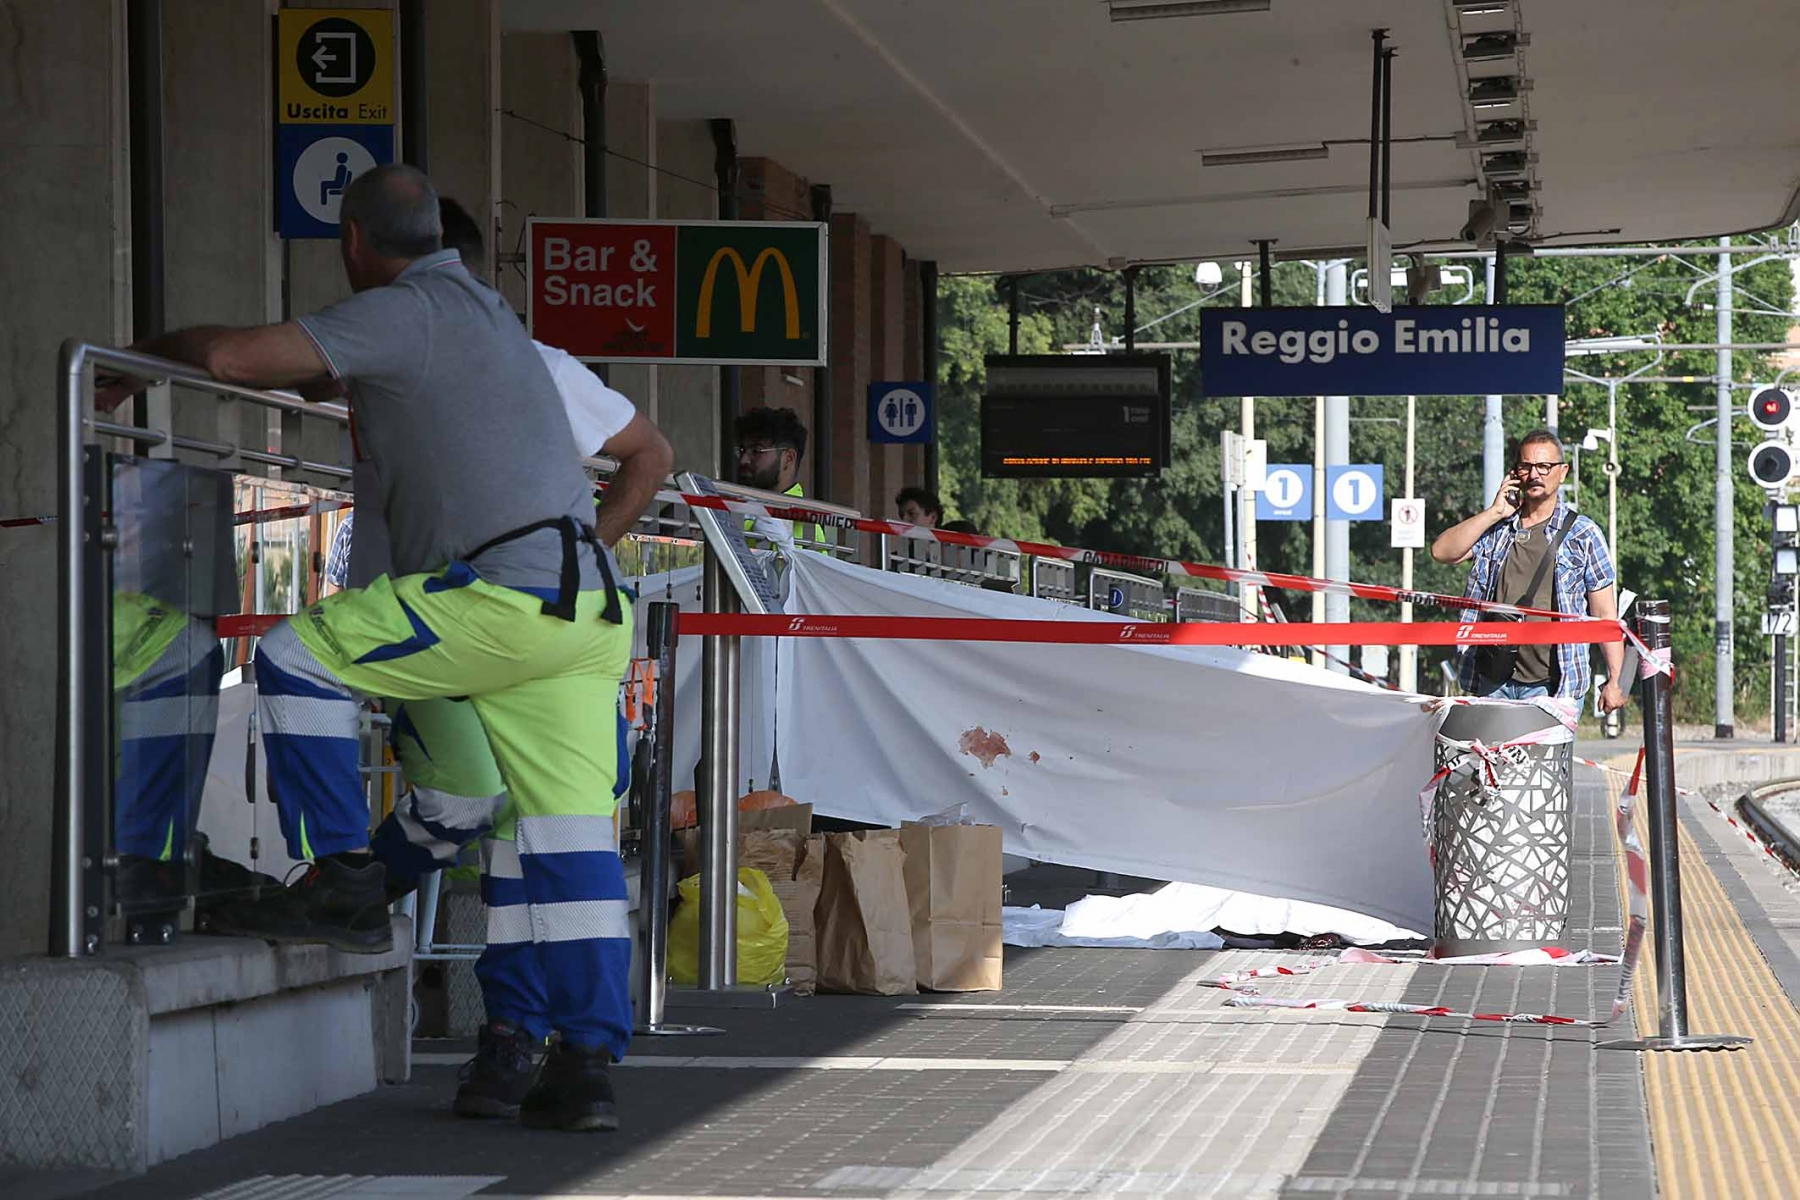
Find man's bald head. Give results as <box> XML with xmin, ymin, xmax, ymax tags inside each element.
<box><xmin>339</xmin><ymin>163</ymin><xmax>442</xmax><ymax>291</ymax></box>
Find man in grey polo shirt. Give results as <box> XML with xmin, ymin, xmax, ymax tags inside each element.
<box><xmin>119</xmin><ymin>164</ymin><xmax>640</xmax><ymax>1132</ymax></box>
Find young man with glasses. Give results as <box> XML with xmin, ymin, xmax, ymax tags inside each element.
<box><xmin>733</xmin><ymin>406</ymin><xmax>825</xmax><ymax>547</ymax></box>
<box><xmin>1431</xmin><ymin>429</ymin><xmax>1627</xmax><ymax>713</ymax></box>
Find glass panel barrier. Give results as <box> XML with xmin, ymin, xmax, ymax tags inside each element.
<box><xmin>109</xmin><ymin>457</ymin><xmax>235</xmax><ymax>943</ymax></box>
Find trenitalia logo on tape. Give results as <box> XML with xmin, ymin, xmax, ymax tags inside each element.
<box><xmin>683</xmin><ymin>613</ymin><xmax>1625</xmax><ymax>648</ymax></box>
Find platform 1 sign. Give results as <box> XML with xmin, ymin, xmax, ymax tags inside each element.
<box><xmin>1256</xmin><ymin>464</ymin><xmax>1311</xmax><ymax>521</ymax></box>
<box><xmin>1326</xmin><ymin>465</ymin><xmax>1384</xmax><ymax>522</ymax></box>
<box><xmin>528</xmin><ymin>218</ymin><xmax>827</xmax><ymax>366</ymax></box>
<box><xmin>1199</xmin><ymin>305</ymin><xmax>1565</xmax><ymax>397</ymax></box>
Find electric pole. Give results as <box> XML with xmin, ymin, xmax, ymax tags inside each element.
<box><xmin>1716</xmin><ymin>238</ymin><xmax>1735</xmax><ymax>739</ymax></box>
<box><xmin>1325</xmin><ymin>261</ymin><xmax>1351</xmax><ymax>670</ymax></box>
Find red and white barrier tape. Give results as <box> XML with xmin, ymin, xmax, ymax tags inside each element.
<box><xmin>216</xmin><ymin>613</ymin><xmax>286</xmax><ymax>639</ymax></box>
<box><xmin>234</xmin><ymin>498</ymin><xmax>352</xmax><ymax>526</ymax></box>
<box><xmin>4</xmin><ymin>498</ymin><xmax>351</xmax><ymax>530</ymax></box>
<box><xmin>677</xmin><ymin>612</ymin><xmax>1626</xmax><ymax>648</ymax></box>
<box><xmin>1199</xmin><ymin>945</ymin><xmax>1619</xmax><ymax>993</ymax></box>
<box><xmin>657</xmin><ymin>489</ymin><xmax>1671</xmax><ymax>677</ymax></box>
<box><xmin>1414</xmin><ymin>712</ymin><xmax>1578</xmax><ymax>846</ymax></box>
<box><xmin>1705</xmin><ymin>795</ymin><xmax>1790</xmax><ymax>869</ymax></box>
<box><xmin>1215</xmin><ymin>748</ymin><xmax>1651</xmax><ymax>1028</ymax></box>
<box><xmin>1258</xmin><ymin>591</ymin><xmax>1397</xmax><ymax>687</ymax></box>
<box><xmin>668</xmin><ymin>489</ymin><xmax>1559</xmax><ymax>622</ymax></box>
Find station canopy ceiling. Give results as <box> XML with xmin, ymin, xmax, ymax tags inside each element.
<box><xmin>504</xmin><ymin>0</ymin><xmax>1800</xmax><ymax>274</ymax></box>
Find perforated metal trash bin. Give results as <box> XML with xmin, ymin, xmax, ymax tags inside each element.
<box><xmin>1431</xmin><ymin>700</ymin><xmax>1574</xmax><ymax>957</ymax></box>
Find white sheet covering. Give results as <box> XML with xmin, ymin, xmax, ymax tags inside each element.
<box><xmin>1002</xmin><ymin>904</ymin><xmax>1226</xmax><ymax>950</ymax></box>
<box><xmin>1053</xmin><ymin>882</ymin><xmax>1420</xmax><ymax>946</ymax></box>
<box><xmin>771</xmin><ymin>552</ymin><xmax>1442</xmax><ymax>934</ymax></box>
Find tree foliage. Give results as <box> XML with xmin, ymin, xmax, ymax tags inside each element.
<box><xmin>936</xmin><ymin>247</ymin><xmax>1795</xmax><ymax>722</ymax></box>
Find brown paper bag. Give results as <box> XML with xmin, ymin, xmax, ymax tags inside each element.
<box><xmin>674</xmin><ymin>805</ymin><xmax>814</xmax><ymax>880</ymax></box>
<box><xmin>900</xmin><ymin>823</ymin><xmax>1004</xmax><ymax>992</ymax></box>
<box><xmin>780</xmin><ymin>834</ymin><xmax>825</xmax><ymax>995</ymax></box>
<box><xmin>814</xmin><ymin>830</ymin><xmax>916</xmax><ymax>995</ymax></box>
<box><xmin>740</xmin><ymin>803</ymin><xmax>814</xmax><ymax>837</ymax></box>
<box><xmin>740</xmin><ymin>828</ymin><xmax>803</xmax><ymax>882</ymax></box>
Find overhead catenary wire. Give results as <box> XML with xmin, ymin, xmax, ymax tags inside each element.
<box><xmin>497</xmin><ymin>108</ymin><xmax>817</xmax><ymax>224</ymax></box>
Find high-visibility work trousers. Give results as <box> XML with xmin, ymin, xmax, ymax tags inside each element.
<box><xmin>114</xmin><ymin>592</ymin><xmax>223</xmax><ymax>862</ymax></box>
<box><xmin>254</xmin><ymin>564</ymin><xmax>634</xmax><ymax>1054</ymax></box>
<box><xmin>370</xmin><ymin>694</ymin><xmax>629</xmax><ymax>896</ymax></box>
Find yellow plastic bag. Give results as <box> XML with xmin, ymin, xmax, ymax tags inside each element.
<box><xmin>668</xmin><ymin>867</ymin><xmax>791</xmax><ymax>987</ymax></box>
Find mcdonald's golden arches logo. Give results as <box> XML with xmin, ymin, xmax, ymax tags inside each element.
<box><xmin>695</xmin><ymin>247</ymin><xmax>802</xmax><ymax>339</ymax></box>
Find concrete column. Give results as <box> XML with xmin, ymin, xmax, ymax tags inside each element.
<box><xmin>497</xmin><ymin>31</ymin><xmax>579</xmax><ymax>315</ymax></box>
<box><xmin>1325</xmin><ymin>261</ymin><xmax>1351</xmax><ymax>670</ymax></box>
<box><xmin>0</xmin><ymin>0</ymin><xmax>131</xmax><ymax>958</ymax></box>
<box><xmin>902</xmin><ymin>258</ymin><xmax>925</xmax><ymax>490</ymax></box>
<box><xmin>424</xmin><ymin>0</ymin><xmax>499</xmax><ymax>286</ymax></box>
<box><xmin>604</xmin><ymin>81</ymin><xmax>656</xmax><ymax>422</ymax></box>
<box><xmin>162</xmin><ymin>0</ymin><xmax>283</xmax><ymax>471</ymax></box>
<box><xmin>869</xmin><ymin>235</ymin><xmax>906</xmax><ymax>520</ymax></box>
<box><xmin>656</xmin><ymin>119</ymin><xmax>719</xmax><ymax>476</ymax></box>
<box><xmin>829</xmin><ymin>212</ymin><xmax>873</xmax><ymax>517</ymax></box>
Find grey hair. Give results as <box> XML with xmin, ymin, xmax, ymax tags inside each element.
<box><xmin>339</xmin><ymin>163</ymin><xmax>442</xmax><ymax>259</ymax></box>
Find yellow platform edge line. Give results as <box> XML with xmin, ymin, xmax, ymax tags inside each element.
<box><xmin>1610</xmin><ymin>756</ymin><xmax>1800</xmax><ymax>1200</ymax></box>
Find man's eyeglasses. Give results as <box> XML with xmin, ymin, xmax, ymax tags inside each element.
<box><xmin>737</xmin><ymin>444</ymin><xmax>783</xmax><ymax>459</ymax></box>
<box><xmin>1514</xmin><ymin>461</ymin><xmax>1565</xmax><ymax>477</ymax></box>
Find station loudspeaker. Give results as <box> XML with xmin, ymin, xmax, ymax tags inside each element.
<box><xmin>1748</xmin><ymin>439</ymin><xmax>1797</xmax><ymax>490</ymax></box>
<box><xmin>1749</xmin><ymin>386</ymin><xmax>1795</xmax><ymax>432</ymax></box>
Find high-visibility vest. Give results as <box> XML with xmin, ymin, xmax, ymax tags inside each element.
<box><xmin>745</xmin><ymin>483</ymin><xmax>830</xmax><ymax>550</ymax></box>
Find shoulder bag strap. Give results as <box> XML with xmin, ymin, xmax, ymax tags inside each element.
<box><xmin>1513</xmin><ymin>512</ymin><xmax>1572</xmax><ymax>608</ymax></box>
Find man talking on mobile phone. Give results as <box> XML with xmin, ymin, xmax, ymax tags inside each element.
<box><xmin>1431</xmin><ymin>429</ymin><xmax>1627</xmax><ymax>714</ymax></box>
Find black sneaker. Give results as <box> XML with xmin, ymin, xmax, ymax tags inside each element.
<box><xmin>519</xmin><ymin>1041</ymin><xmax>619</xmax><ymax>1132</ymax></box>
<box><xmin>195</xmin><ymin>843</ymin><xmax>280</xmax><ymax>905</ymax></box>
<box><xmin>206</xmin><ymin>854</ymin><xmax>394</xmax><ymax>954</ymax></box>
<box><xmin>454</xmin><ymin>1021</ymin><xmax>539</xmax><ymax>1119</ymax></box>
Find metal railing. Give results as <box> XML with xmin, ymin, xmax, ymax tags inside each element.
<box><xmin>56</xmin><ymin>341</ymin><xmax>354</xmax><ymax>957</ymax></box>
<box><xmin>884</xmin><ymin>535</ymin><xmax>1022</xmax><ymax>589</ymax></box>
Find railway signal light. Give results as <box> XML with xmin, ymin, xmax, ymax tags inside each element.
<box><xmin>1750</xmin><ymin>386</ymin><xmax>1794</xmax><ymax>432</ymax></box>
<box><xmin>1749</xmin><ymin>441</ymin><xmax>1796</xmax><ymax>491</ymax></box>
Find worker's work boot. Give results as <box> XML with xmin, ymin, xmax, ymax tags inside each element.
<box><xmin>454</xmin><ymin>1021</ymin><xmax>539</xmax><ymax>1118</ymax></box>
<box><xmin>519</xmin><ymin>1041</ymin><xmax>619</xmax><ymax>1132</ymax></box>
<box><xmin>207</xmin><ymin>853</ymin><xmax>393</xmax><ymax>954</ymax></box>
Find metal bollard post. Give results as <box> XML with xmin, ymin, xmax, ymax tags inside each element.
<box><xmin>634</xmin><ymin>600</ymin><xmax>721</xmax><ymax>1037</ymax></box>
<box><xmin>697</xmin><ymin>547</ymin><xmax>740</xmax><ymax>990</ymax></box>
<box><xmin>1600</xmin><ymin>599</ymin><xmax>1750</xmax><ymax>1052</ymax></box>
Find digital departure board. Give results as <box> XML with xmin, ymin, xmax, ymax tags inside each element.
<box><xmin>981</xmin><ymin>355</ymin><xmax>1172</xmax><ymax>479</ymax></box>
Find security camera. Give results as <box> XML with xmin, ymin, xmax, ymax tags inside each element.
<box><xmin>1405</xmin><ymin>263</ymin><xmax>1441</xmax><ymax>305</ymax></box>
<box><xmin>1461</xmin><ymin>198</ymin><xmax>1498</xmax><ymax>245</ymax></box>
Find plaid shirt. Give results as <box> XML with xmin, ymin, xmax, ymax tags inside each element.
<box><xmin>324</xmin><ymin>512</ymin><xmax>355</xmax><ymax>589</ymax></box>
<box><xmin>1456</xmin><ymin>500</ymin><xmax>1616</xmax><ymax>700</ymax></box>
